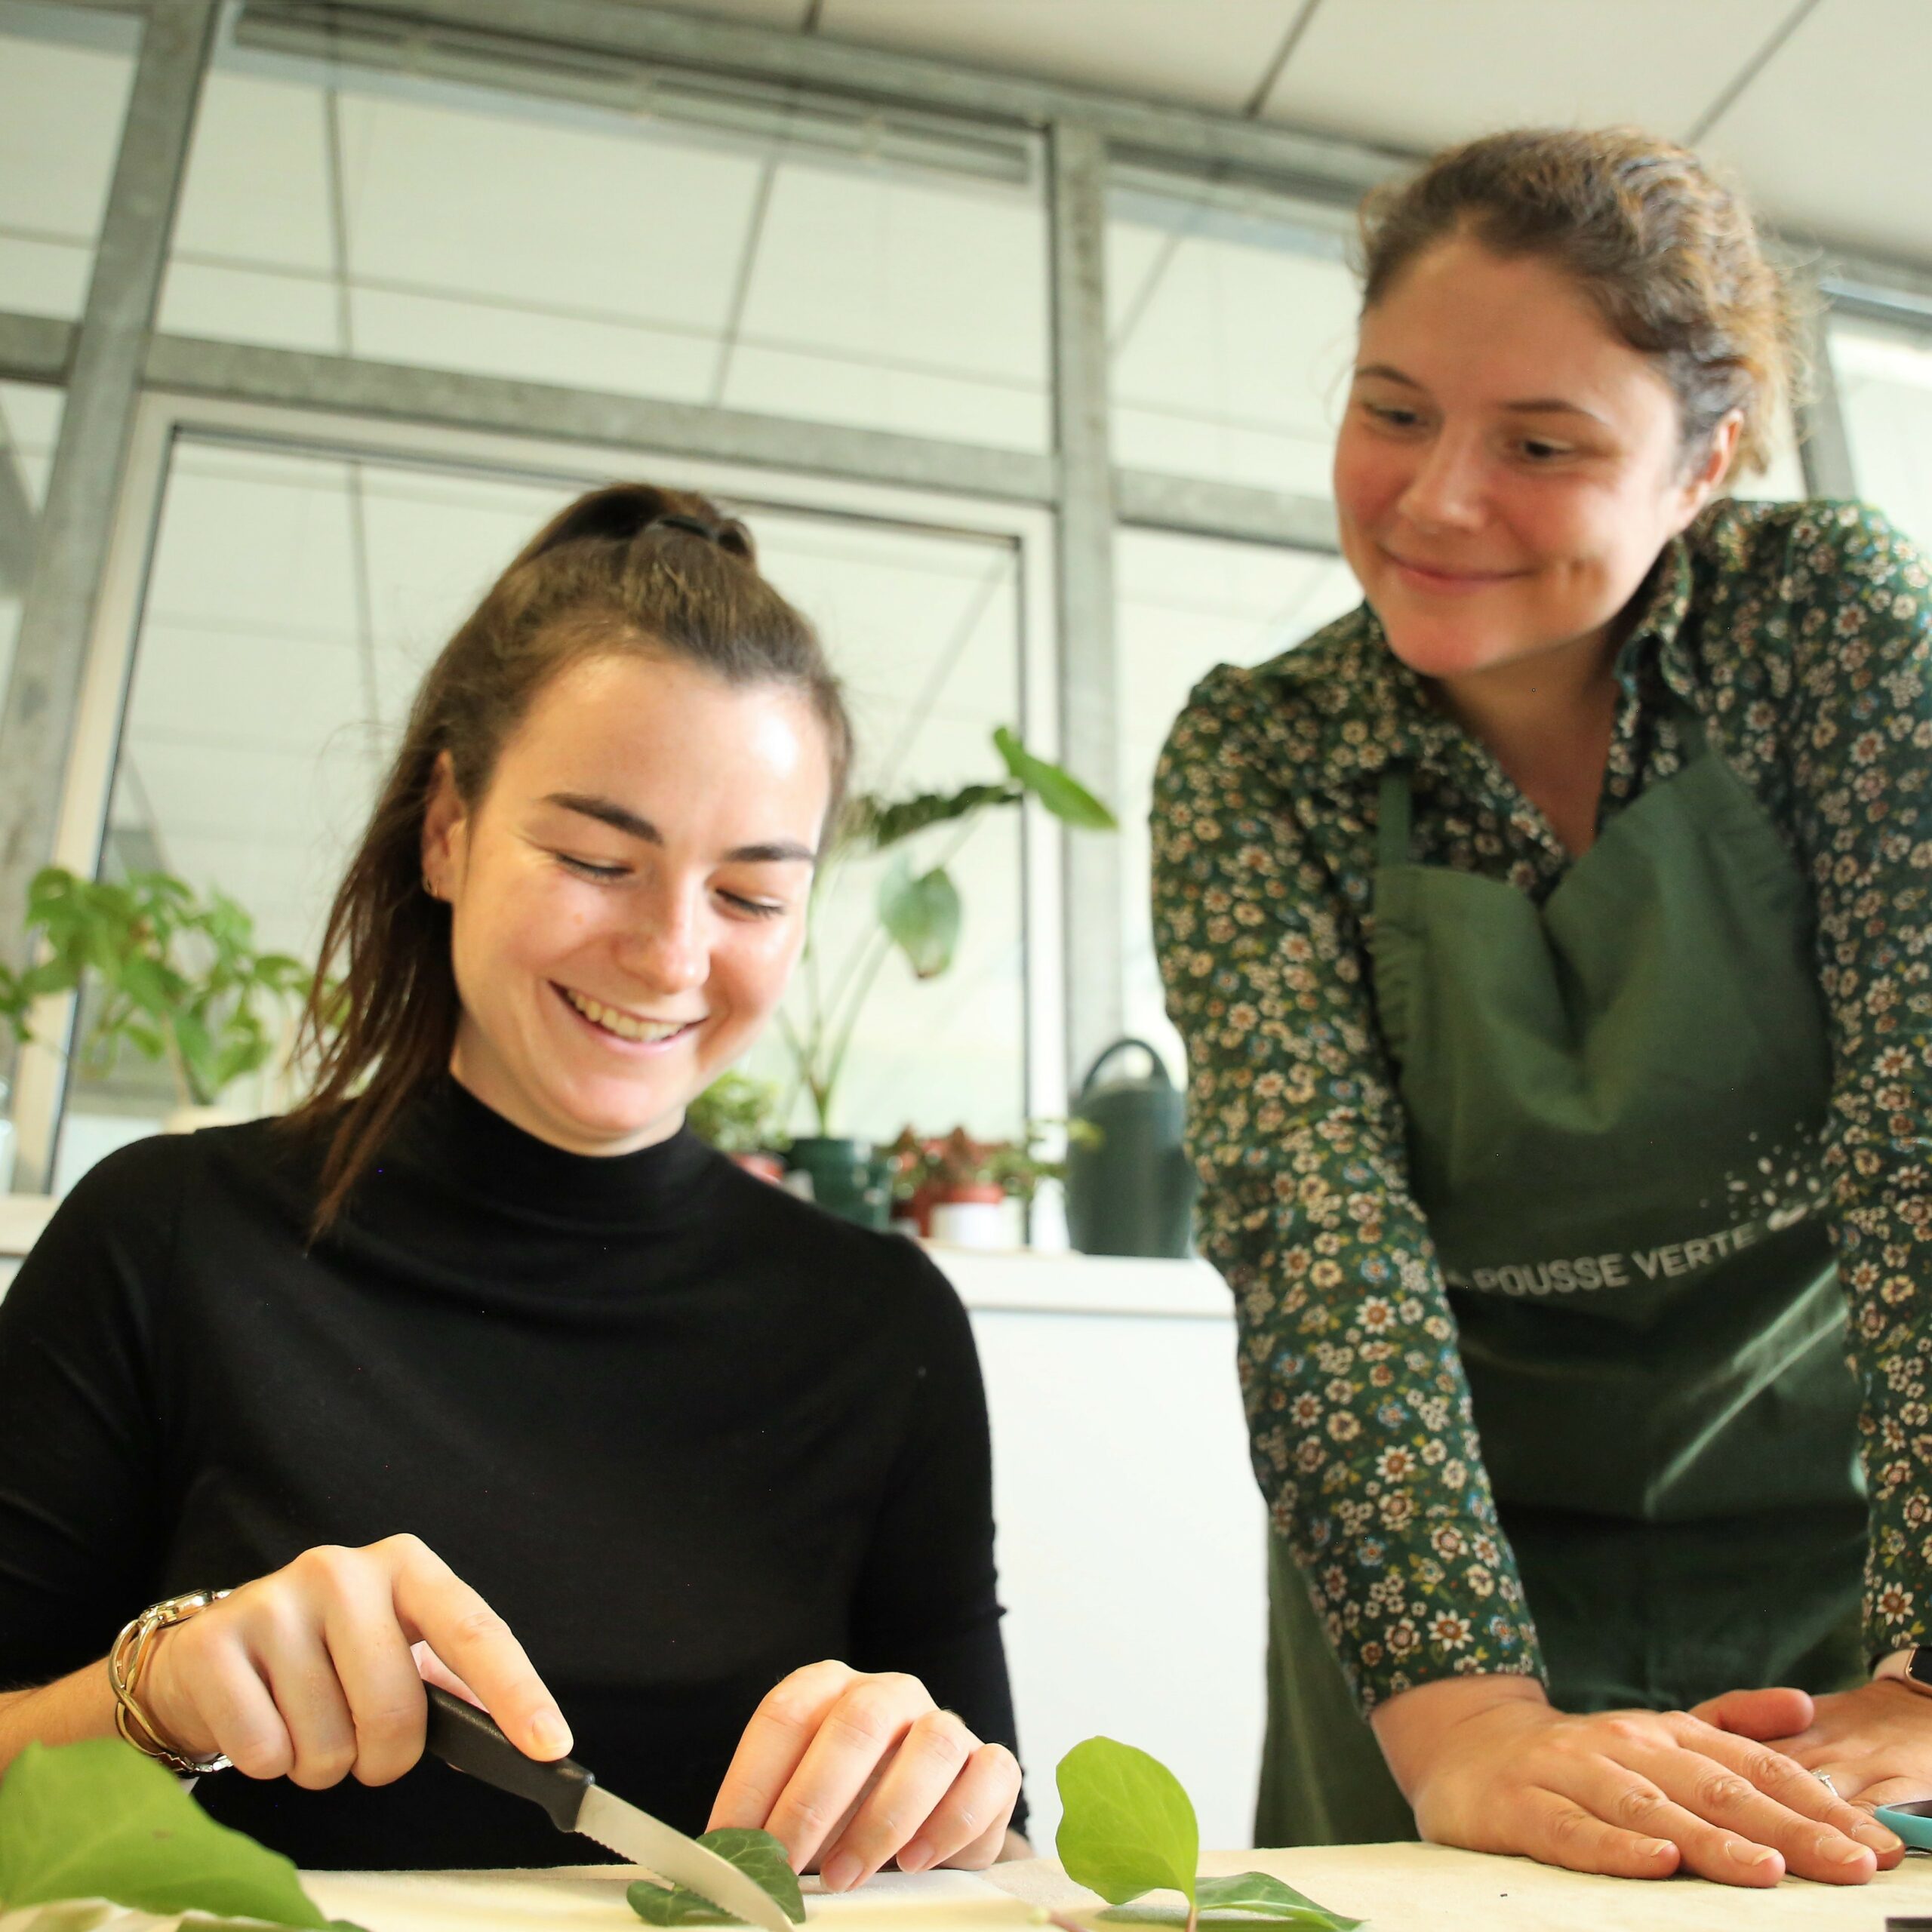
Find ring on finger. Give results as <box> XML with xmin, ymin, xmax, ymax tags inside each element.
<box><xmin>1816</xmin><ymin>1771</ymin><xmax>1839</xmax><ymax>1798</ymax></box>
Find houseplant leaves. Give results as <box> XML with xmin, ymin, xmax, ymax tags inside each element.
<box><xmin>993</xmin><ymin>728</ymin><xmax>1114</xmax><ymax>830</ymax></box>
<box><xmin>1055</xmin><ymin>1738</ymin><xmax>1358</xmax><ymax>1932</ymax></box>
<box><xmin>878</xmin><ymin>856</ymin><xmax>962</xmax><ymax>980</ymax></box>
<box><xmin>0</xmin><ymin>1738</ymin><xmax>334</xmax><ymax>1927</ymax></box>
<box><xmin>626</xmin><ymin>1827</ymin><xmax>804</xmax><ymax>1927</ymax></box>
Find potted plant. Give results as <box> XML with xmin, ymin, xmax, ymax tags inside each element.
<box><xmin>685</xmin><ymin>1070</ymin><xmax>786</xmax><ymax>1183</ymax></box>
<box><xmin>0</xmin><ymin>866</ymin><xmax>320</xmax><ymax>1131</ymax></box>
<box><xmin>887</xmin><ymin>1119</ymin><xmax>1097</xmax><ymax>1246</ymax></box>
<box><xmin>777</xmin><ymin>726</ymin><xmax>1114</xmax><ymax>1223</ymax></box>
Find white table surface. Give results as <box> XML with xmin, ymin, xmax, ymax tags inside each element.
<box><xmin>288</xmin><ymin>1847</ymin><xmax>1932</xmax><ymax>1932</ymax></box>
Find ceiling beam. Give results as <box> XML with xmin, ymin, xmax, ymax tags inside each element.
<box><xmin>238</xmin><ymin>0</ymin><xmax>1408</xmax><ymax>202</ymax></box>
<box><xmin>141</xmin><ymin>331</ymin><xmax>1062</xmax><ymax>504</ymax></box>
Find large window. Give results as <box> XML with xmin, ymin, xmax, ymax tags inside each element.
<box><xmin>161</xmin><ymin>36</ymin><xmax>1051</xmax><ymax>451</ymax></box>
<box><xmin>1830</xmin><ymin>312</ymin><xmax>1932</xmax><ymax>550</ymax></box>
<box><xmin>1117</xmin><ymin>529</ymin><xmax>1358</xmax><ymax>1082</ymax></box>
<box><xmin>0</xmin><ymin>5</ymin><xmax>140</xmax><ymax>321</ymax></box>
<box><xmin>51</xmin><ymin>416</ymin><xmax>1041</xmax><ymax>1189</ymax></box>
<box><xmin>1107</xmin><ymin>168</ymin><xmax>1358</xmax><ymax>497</ymax></box>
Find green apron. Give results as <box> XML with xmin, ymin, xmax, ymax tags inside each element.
<box><xmin>1256</xmin><ymin>711</ymin><xmax>1867</xmax><ymax>1847</ymax></box>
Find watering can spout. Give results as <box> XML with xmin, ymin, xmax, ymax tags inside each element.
<box><xmin>1063</xmin><ymin>1038</ymin><xmax>1197</xmax><ymax>1259</ymax></box>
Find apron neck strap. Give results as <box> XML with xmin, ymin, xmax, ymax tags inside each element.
<box><xmin>1377</xmin><ymin>768</ymin><xmax>1414</xmax><ymax>869</ymax></box>
<box><xmin>1670</xmin><ymin>696</ymin><xmax>1709</xmax><ymax>758</ymax></box>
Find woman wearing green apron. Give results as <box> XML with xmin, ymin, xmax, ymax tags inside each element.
<box><xmin>1152</xmin><ymin>128</ymin><xmax>1932</xmax><ymax>1889</ymax></box>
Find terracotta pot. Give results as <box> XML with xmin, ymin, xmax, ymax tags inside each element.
<box><xmin>730</xmin><ymin>1152</ymin><xmax>786</xmax><ymax>1185</ymax></box>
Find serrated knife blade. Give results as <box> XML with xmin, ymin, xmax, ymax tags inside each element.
<box><xmin>423</xmin><ymin>1685</ymin><xmax>793</xmax><ymax>1932</ymax></box>
<box><xmin>576</xmin><ymin>1785</ymin><xmax>794</xmax><ymax>1932</ymax></box>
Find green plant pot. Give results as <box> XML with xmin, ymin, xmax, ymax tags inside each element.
<box><xmin>785</xmin><ymin>1137</ymin><xmax>894</xmax><ymax>1229</ymax></box>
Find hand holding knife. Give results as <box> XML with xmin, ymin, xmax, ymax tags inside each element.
<box><xmin>423</xmin><ymin>1686</ymin><xmax>795</xmax><ymax>1932</ymax></box>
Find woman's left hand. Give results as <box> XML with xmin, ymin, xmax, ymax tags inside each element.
<box><xmin>1693</xmin><ymin>1680</ymin><xmax>1932</xmax><ymax>1811</ymax></box>
<box><xmin>707</xmin><ymin>1662</ymin><xmax>1022</xmax><ymax>1891</ymax></box>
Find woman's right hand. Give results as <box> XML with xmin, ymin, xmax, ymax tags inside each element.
<box><xmin>138</xmin><ymin>1534</ymin><xmax>569</xmax><ymax>1787</ymax></box>
<box><xmin>1371</xmin><ymin>1675</ymin><xmax>1902</xmax><ymax>1885</ymax></box>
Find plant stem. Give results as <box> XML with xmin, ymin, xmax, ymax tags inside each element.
<box><xmin>820</xmin><ymin>926</ymin><xmax>896</xmax><ymax>1124</ymax></box>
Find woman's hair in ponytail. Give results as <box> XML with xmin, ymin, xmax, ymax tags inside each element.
<box><xmin>285</xmin><ymin>482</ymin><xmax>850</xmax><ymax>1236</ymax></box>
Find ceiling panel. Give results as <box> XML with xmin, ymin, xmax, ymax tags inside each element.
<box><xmin>1701</xmin><ymin>0</ymin><xmax>1932</xmax><ymax>263</ymax></box>
<box><xmin>1263</xmin><ymin>0</ymin><xmax>1781</xmax><ymax>148</ymax></box>
<box><xmin>172</xmin><ymin>72</ymin><xmax>334</xmax><ymax>273</ymax></box>
<box><xmin>819</xmin><ymin>0</ymin><xmax>1301</xmax><ymax>114</ymax></box>
<box><xmin>337</xmin><ymin>94</ymin><xmax>764</xmax><ymax>330</ymax></box>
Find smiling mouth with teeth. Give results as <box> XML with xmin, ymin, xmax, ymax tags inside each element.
<box><xmin>558</xmin><ymin>985</ymin><xmax>699</xmax><ymax>1044</ymax></box>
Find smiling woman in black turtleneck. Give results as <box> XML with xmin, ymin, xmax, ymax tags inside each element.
<box><xmin>0</xmin><ymin>484</ymin><xmax>1026</xmax><ymax>1875</ymax></box>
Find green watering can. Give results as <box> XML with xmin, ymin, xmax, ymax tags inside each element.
<box><xmin>1064</xmin><ymin>1038</ymin><xmax>1197</xmax><ymax>1258</ymax></box>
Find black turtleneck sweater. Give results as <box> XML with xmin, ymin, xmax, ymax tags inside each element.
<box><xmin>0</xmin><ymin>1080</ymin><xmax>1022</xmax><ymax>1868</ymax></box>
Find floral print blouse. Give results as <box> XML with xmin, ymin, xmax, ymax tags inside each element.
<box><xmin>1150</xmin><ymin>499</ymin><xmax>1932</xmax><ymax>1711</ymax></box>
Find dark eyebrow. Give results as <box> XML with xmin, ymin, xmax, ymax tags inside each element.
<box><xmin>1355</xmin><ymin>361</ymin><xmax>1608</xmax><ymax>427</ymax></box>
<box><xmin>543</xmin><ymin>792</ymin><xmax>816</xmax><ymax>866</ymax></box>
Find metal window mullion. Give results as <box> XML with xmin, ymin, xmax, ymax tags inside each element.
<box><xmin>0</xmin><ymin>0</ymin><xmax>219</xmax><ymax>1189</ymax></box>
<box><xmin>1798</xmin><ymin>283</ymin><xmax>1860</xmax><ymax>500</ymax></box>
<box><xmin>1048</xmin><ymin>117</ymin><xmax>1123</xmax><ymax>1090</ymax></box>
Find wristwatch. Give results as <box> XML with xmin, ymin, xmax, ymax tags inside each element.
<box><xmin>1873</xmin><ymin>1647</ymin><xmax>1932</xmax><ymax>1697</ymax></box>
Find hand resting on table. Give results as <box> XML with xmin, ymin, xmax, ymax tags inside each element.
<box><xmin>1693</xmin><ymin>1678</ymin><xmax>1932</xmax><ymax>1815</ymax></box>
<box><xmin>1370</xmin><ymin>1673</ymin><xmax>1903</xmax><ymax>1887</ymax></box>
<box><xmin>1</xmin><ymin>1534</ymin><xmax>1020</xmax><ymax>1890</ymax></box>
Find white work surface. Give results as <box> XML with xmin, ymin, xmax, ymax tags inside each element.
<box><xmin>289</xmin><ymin>1850</ymin><xmax>1932</xmax><ymax>1932</ymax></box>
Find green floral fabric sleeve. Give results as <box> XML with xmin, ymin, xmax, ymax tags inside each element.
<box><xmin>1772</xmin><ymin>506</ymin><xmax>1932</xmax><ymax>1661</ymax></box>
<box><xmin>1149</xmin><ymin>683</ymin><xmax>1543</xmax><ymax>1710</ymax></box>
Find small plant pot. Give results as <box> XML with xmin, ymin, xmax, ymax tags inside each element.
<box><xmin>928</xmin><ymin>1183</ymin><xmax>1008</xmax><ymax>1249</ymax></box>
<box><xmin>729</xmin><ymin>1152</ymin><xmax>786</xmax><ymax>1186</ymax></box>
<box><xmin>784</xmin><ymin>1136</ymin><xmax>894</xmax><ymax>1229</ymax></box>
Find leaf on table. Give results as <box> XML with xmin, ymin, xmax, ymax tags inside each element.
<box><xmin>626</xmin><ymin>1828</ymin><xmax>804</xmax><ymax>1927</ymax></box>
<box><xmin>1098</xmin><ymin>1871</ymin><xmax>1361</xmax><ymax>1928</ymax></box>
<box><xmin>1054</xmin><ymin>1737</ymin><xmax>1198</xmax><ymax>1912</ymax></box>
<box><xmin>0</xmin><ymin>1740</ymin><xmax>331</xmax><ymax>1927</ymax></box>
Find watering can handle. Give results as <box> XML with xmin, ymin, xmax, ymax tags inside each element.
<box><xmin>1075</xmin><ymin>1037</ymin><xmax>1173</xmax><ymax>1097</ymax></box>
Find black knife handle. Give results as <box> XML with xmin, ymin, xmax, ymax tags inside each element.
<box><xmin>423</xmin><ymin>1684</ymin><xmax>595</xmax><ymax>1833</ymax></box>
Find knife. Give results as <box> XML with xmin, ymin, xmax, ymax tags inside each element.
<box><xmin>423</xmin><ymin>1685</ymin><xmax>795</xmax><ymax>1932</ymax></box>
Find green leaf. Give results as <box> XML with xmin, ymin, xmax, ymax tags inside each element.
<box><xmin>174</xmin><ymin>1009</ymin><xmax>219</xmax><ymax>1103</ymax></box>
<box><xmin>993</xmin><ymin>727</ymin><xmax>1116</xmax><ymax>830</ymax></box>
<box><xmin>626</xmin><ymin>1828</ymin><xmax>804</xmax><ymax>1926</ymax></box>
<box><xmin>847</xmin><ymin>781</ymin><xmax>1019</xmax><ymax>853</ymax></box>
<box><xmin>1056</xmin><ymin>1737</ymin><xmax>1198</xmax><ymax>1913</ymax></box>
<box><xmin>1100</xmin><ymin>1872</ymin><xmax>1361</xmax><ymax>1928</ymax></box>
<box><xmin>0</xmin><ymin>1737</ymin><xmax>331</xmax><ymax>1925</ymax></box>
<box><xmin>877</xmin><ymin>856</ymin><xmax>961</xmax><ymax>980</ymax></box>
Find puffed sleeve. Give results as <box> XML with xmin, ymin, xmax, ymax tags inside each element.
<box><xmin>1151</xmin><ymin>666</ymin><xmax>1541</xmax><ymax>1709</ymax></box>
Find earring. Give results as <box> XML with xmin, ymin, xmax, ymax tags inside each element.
<box><xmin>423</xmin><ymin>875</ymin><xmax>439</xmax><ymax>900</ymax></box>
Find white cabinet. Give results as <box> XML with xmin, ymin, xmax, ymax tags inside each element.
<box><xmin>940</xmin><ymin>1251</ymin><xmax>1266</xmax><ymax>1851</ymax></box>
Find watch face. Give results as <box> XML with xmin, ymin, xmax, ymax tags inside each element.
<box><xmin>1909</xmin><ymin>1648</ymin><xmax>1932</xmax><ymax>1689</ymax></box>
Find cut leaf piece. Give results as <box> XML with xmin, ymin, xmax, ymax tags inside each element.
<box><xmin>1099</xmin><ymin>1869</ymin><xmax>1362</xmax><ymax>1927</ymax></box>
<box><xmin>626</xmin><ymin>1827</ymin><xmax>804</xmax><ymax>1927</ymax></box>
<box><xmin>0</xmin><ymin>1739</ymin><xmax>330</xmax><ymax>1927</ymax></box>
<box><xmin>1055</xmin><ymin>1737</ymin><xmax>1198</xmax><ymax>1912</ymax></box>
